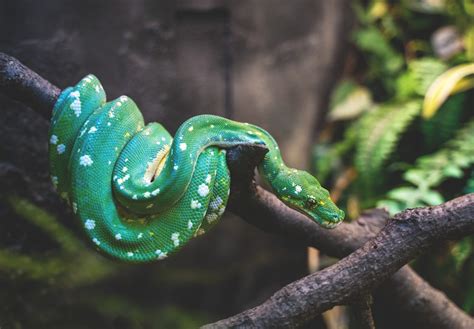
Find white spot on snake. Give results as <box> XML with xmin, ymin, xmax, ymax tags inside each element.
<box><xmin>156</xmin><ymin>141</ymin><xmax>161</xmax><ymax>145</ymax></box>
<box><xmin>70</xmin><ymin>99</ymin><xmax>81</xmax><ymax>117</ymax></box>
<box><xmin>88</xmin><ymin>126</ymin><xmax>97</xmax><ymax>134</ymax></box>
<box><xmin>127</xmin><ymin>252</ymin><xmax>134</xmax><ymax>257</ymax></box>
<box><xmin>191</xmin><ymin>200</ymin><xmax>202</xmax><ymax>209</ymax></box>
<box><xmin>122</xmin><ymin>167</ymin><xmax>128</xmax><ymax>173</ymax></box>
<box><xmin>151</xmin><ymin>188</ymin><xmax>160</xmax><ymax>196</ymax></box>
<box><xmin>210</xmin><ymin>197</ymin><xmax>223</xmax><ymax>210</ymax></box>
<box><xmin>206</xmin><ymin>213</ymin><xmax>218</xmax><ymax>224</ymax></box>
<box><xmin>173</xmin><ymin>164</ymin><xmax>179</xmax><ymax>171</ymax></box>
<box><xmin>93</xmin><ymin>238</ymin><xmax>100</xmax><ymax>245</ymax></box>
<box><xmin>187</xmin><ymin>220</ymin><xmax>193</xmax><ymax>229</ymax></box>
<box><xmin>51</xmin><ymin>176</ymin><xmax>58</xmax><ymax>187</ymax></box>
<box><xmin>146</xmin><ymin>203</ymin><xmax>153</xmax><ymax>209</ymax></box>
<box><xmin>116</xmin><ymin>101</ymin><xmax>122</xmax><ymax>107</ymax></box>
<box><xmin>198</xmin><ymin>184</ymin><xmax>209</xmax><ymax>197</ymax></box>
<box><xmin>171</xmin><ymin>233</ymin><xmax>180</xmax><ymax>247</ymax></box>
<box><xmin>138</xmin><ymin>233</ymin><xmax>143</xmax><ymax>239</ymax></box>
<box><xmin>132</xmin><ymin>194</ymin><xmax>138</xmax><ymax>200</ymax></box>
<box><xmin>95</xmin><ymin>85</ymin><xmax>100</xmax><ymax>93</ymax></box>
<box><xmin>161</xmin><ymin>137</ymin><xmax>166</xmax><ymax>141</ymax></box>
<box><xmin>107</xmin><ymin>122</ymin><xmax>111</xmax><ymax>126</ymax></box>
<box><xmin>72</xmin><ymin>202</ymin><xmax>77</xmax><ymax>214</ymax></box>
<box><xmin>188</xmin><ymin>126</ymin><xmax>194</xmax><ymax>132</ymax></box>
<box><xmin>115</xmin><ymin>233</ymin><xmax>122</xmax><ymax>240</ymax></box>
<box><xmin>155</xmin><ymin>249</ymin><xmax>167</xmax><ymax>259</ymax></box>
<box><xmin>57</xmin><ymin>144</ymin><xmax>66</xmax><ymax>154</ymax></box>
<box><xmin>295</xmin><ymin>185</ymin><xmax>302</xmax><ymax>194</ymax></box>
<box><xmin>210</xmin><ymin>124</ymin><xmax>215</xmax><ymax>128</ymax></box>
<box><xmin>79</xmin><ymin>127</ymin><xmax>87</xmax><ymax>137</ymax></box>
<box><xmin>120</xmin><ymin>96</ymin><xmax>128</xmax><ymax>102</ymax></box>
<box><xmin>108</xmin><ymin>160</ymin><xmax>112</xmax><ymax>165</ymax></box>
<box><xmin>108</xmin><ymin>111</ymin><xmax>115</xmax><ymax>118</ymax></box>
<box><xmin>79</xmin><ymin>155</ymin><xmax>93</xmax><ymax>166</ymax></box>
<box><xmin>50</xmin><ymin>135</ymin><xmax>58</xmax><ymax>145</ymax></box>
<box><xmin>210</xmin><ymin>151</ymin><xmax>214</xmax><ymax>156</ymax></box>
<box><xmin>144</xmin><ymin>192</ymin><xmax>151</xmax><ymax>198</ymax></box>
<box><xmin>179</xmin><ymin>143</ymin><xmax>187</xmax><ymax>151</ymax></box>
<box><xmin>85</xmin><ymin>219</ymin><xmax>96</xmax><ymax>230</ymax></box>
<box><xmin>205</xmin><ymin>174</ymin><xmax>212</xmax><ymax>184</ymax></box>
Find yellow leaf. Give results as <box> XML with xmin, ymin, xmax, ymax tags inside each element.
<box><xmin>422</xmin><ymin>63</ymin><xmax>474</xmax><ymax>118</ymax></box>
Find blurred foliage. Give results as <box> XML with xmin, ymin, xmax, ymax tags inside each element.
<box><xmin>0</xmin><ymin>197</ymin><xmax>212</xmax><ymax>328</ymax></box>
<box><xmin>313</xmin><ymin>0</ymin><xmax>474</xmax><ymax>314</ymax></box>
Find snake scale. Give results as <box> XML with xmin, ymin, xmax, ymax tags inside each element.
<box><xmin>48</xmin><ymin>75</ymin><xmax>344</xmax><ymax>263</ymax></box>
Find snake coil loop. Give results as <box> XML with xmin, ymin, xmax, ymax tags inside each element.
<box><xmin>49</xmin><ymin>75</ymin><xmax>344</xmax><ymax>263</ymax></box>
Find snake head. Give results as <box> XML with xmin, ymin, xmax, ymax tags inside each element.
<box><xmin>275</xmin><ymin>170</ymin><xmax>345</xmax><ymax>228</ymax></box>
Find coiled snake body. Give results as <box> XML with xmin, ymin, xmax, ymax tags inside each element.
<box><xmin>49</xmin><ymin>75</ymin><xmax>344</xmax><ymax>262</ymax></box>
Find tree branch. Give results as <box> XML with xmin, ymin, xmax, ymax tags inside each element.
<box><xmin>0</xmin><ymin>52</ymin><xmax>59</xmax><ymax>119</ymax></box>
<box><xmin>206</xmin><ymin>194</ymin><xmax>474</xmax><ymax>328</ymax></box>
<box><xmin>1</xmin><ymin>52</ymin><xmax>473</xmax><ymax>329</ymax></box>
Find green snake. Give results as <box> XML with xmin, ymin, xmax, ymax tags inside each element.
<box><xmin>48</xmin><ymin>75</ymin><xmax>344</xmax><ymax>263</ymax></box>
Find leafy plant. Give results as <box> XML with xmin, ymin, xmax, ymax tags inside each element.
<box><xmin>313</xmin><ymin>0</ymin><xmax>474</xmax><ymax>313</ymax></box>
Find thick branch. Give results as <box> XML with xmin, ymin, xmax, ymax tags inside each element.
<box><xmin>207</xmin><ymin>194</ymin><xmax>474</xmax><ymax>328</ymax></box>
<box><xmin>0</xmin><ymin>52</ymin><xmax>59</xmax><ymax>119</ymax></box>
<box><xmin>224</xmin><ymin>177</ymin><xmax>473</xmax><ymax>328</ymax></box>
<box><xmin>1</xmin><ymin>52</ymin><xmax>472</xmax><ymax>329</ymax></box>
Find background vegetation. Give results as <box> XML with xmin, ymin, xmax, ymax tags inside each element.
<box><xmin>313</xmin><ymin>0</ymin><xmax>474</xmax><ymax>315</ymax></box>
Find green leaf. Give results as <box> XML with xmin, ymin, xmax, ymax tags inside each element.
<box><xmin>419</xmin><ymin>190</ymin><xmax>445</xmax><ymax>205</ymax></box>
<box><xmin>328</xmin><ymin>82</ymin><xmax>373</xmax><ymax>121</ymax></box>
<box><xmin>451</xmin><ymin>237</ymin><xmax>473</xmax><ymax>271</ymax></box>
<box><xmin>404</xmin><ymin>170</ymin><xmax>426</xmax><ymax>186</ymax></box>
<box><xmin>355</xmin><ymin>101</ymin><xmax>421</xmax><ymax>193</ymax></box>
<box><xmin>387</xmin><ymin>187</ymin><xmax>419</xmax><ymax>202</ymax></box>
<box><xmin>443</xmin><ymin>164</ymin><xmax>464</xmax><ymax>178</ymax></box>
<box><xmin>376</xmin><ymin>199</ymin><xmax>405</xmax><ymax>215</ymax></box>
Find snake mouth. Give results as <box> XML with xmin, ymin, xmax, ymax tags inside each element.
<box><xmin>299</xmin><ymin>208</ymin><xmax>344</xmax><ymax>229</ymax></box>
<box><xmin>281</xmin><ymin>199</ymin><xmax>344</xmax><ymax>229</ymax></box>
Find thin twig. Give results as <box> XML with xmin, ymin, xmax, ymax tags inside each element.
<box><xmin>352</xmin><ymin>294</ymin><xmax>375</xmax><ymax>329</ymax></box>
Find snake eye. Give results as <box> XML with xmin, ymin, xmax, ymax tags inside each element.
<box><xmin>305</xmin><ymin>197</ymin><xmax>317</xmax><ymax>209</ymax></box>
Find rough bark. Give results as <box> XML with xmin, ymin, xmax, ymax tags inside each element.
<box><xmin>205</xmin><ymin>194</ymin><xmax>474</xmax><ymax>328</ymax></box>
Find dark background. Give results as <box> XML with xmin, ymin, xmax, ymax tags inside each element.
<box><xmin>0</xmin><ymin>1</ymin><xmax>351</xmax><ymax>328</ymax></box>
